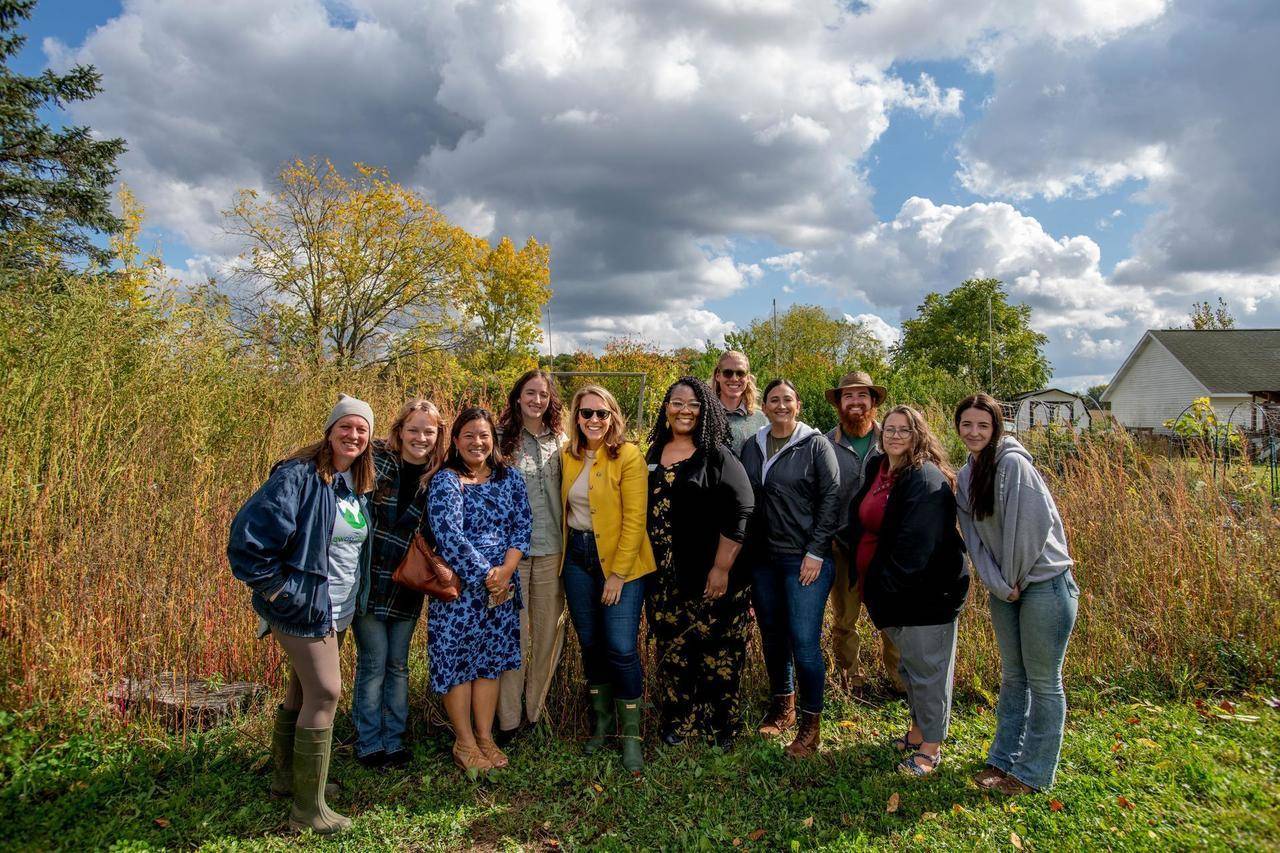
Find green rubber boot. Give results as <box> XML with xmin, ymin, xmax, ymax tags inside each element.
<box><xmin>268</xmin><ymin>706</ymin><xmax>337</xmax><ymax>799</ymax></box>
<box><xmin>584</xmin><ymin>684</ymin><xmax>614</xmax><ymax>755</ymax></box>
<box><xmin>269</xmin><ymin>705</ymin><xmax>298</xmax><ymax>797</ymax></box>
<box><xmin>288</xmin><ymin>726</ymin><xmax>351</xmax><ymax>835</ymax></box>
<box><xmin>616</xmin><ymin>697</ymin><xmax>644</xmax><ymax>775</ymax></box>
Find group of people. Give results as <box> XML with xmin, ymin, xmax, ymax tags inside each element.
<box><xmin>228</xmin><ymin>352</ymin><xmax>1080</xmax><ymax>835</ymax></box>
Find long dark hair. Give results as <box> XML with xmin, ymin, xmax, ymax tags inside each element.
<box><xmin>954</xmin><ymin>393</ymin><xmax>1004</xmax><ymax>519</ymax></box>
<box><xmin>647</xmin><ymin>377</ymin><xmax>731</xmax><ymax>453</ymax></box>
<box><xmin>442</xmin><ymin>407</ymin><xmax>509</xmax><ymax>480</ymax></box>
<box><xmin>498</xmin><ymin>369</ymin><xmax>564</xmax><ymax>460</ymax></box>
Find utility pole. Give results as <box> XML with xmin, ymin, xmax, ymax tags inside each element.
<box><xmin>772</xmin><ymin>298</ymin><xmax>779</xmax><ymax>377</ymax></box>
<box><xmin>545</xmin><ymin>247</ymin><xmax>554</xmax><ymax>365</ymax></box>
<box><xmin>544</xmin><ymin>303</ymin><xmax>554</xmax><ymax>363</ymax></box>
<box><xmin>988</xmin><ymin>291</ymin><xmax>994</xmax><ymax>392</ymax></box>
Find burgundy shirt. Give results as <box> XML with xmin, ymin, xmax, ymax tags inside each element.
<box><xmin>855</xmin><ymin>464</ymin><xmax>894</xmax><ymax>585</ymax></box>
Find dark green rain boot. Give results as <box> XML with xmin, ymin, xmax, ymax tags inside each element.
<box><xmin>584</xmin><ymin>684</ymin><xmax>614</xmax><ymax>755</ymax></box>
<box><xmin>616</xmin><ymin>697</ymin><xmax>644</xmax><ymax>775</ymax></box>
<box><xmin>268</xmin><ymin>706</ymin><xmax>337</xmax><ymax>799</ymax></box>
<box><xmin>288</xmin><ymin>726</ymin><xmax>351</xmax><ymax>835</ymax></box>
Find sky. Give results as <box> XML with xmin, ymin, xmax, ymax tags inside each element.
<box><xmin>18</xmin><ymin>0</ymin><xmax>1280</xmax><ymax>392</ymax></box>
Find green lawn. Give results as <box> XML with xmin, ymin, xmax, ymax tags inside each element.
<box><xmin>2</xmin><ymin>693</ymin><xmax>1277</xmax><ymax>851</ymax></box>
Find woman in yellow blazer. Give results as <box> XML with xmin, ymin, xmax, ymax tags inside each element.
<box><xmin>560</xmin><ymin>384</ymin><xmax>656</xmax><ymax>774</ymax></box>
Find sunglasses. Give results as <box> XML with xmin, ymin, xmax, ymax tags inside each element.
<box><xmin>719</xmin><ymin>368</ymin><xmax>747</xmax><ymax>379</ymax></box>
<box><xmin>577</xmin><ymin>408</ymin><xmax>612</xmax><ymax>421</ymax></box>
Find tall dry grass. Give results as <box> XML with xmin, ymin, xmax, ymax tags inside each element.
<box><xmin>0</xmin><ymin>277</ymin><xmax>1276</xmax><ymax>728</ymax></box>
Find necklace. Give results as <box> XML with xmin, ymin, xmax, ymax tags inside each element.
<box><xmin>462</xmin><ymin>464</ymin><xmax>490</xmax><ymax>483</ymax></box>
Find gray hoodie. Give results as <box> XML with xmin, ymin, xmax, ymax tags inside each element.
<box><xmin>956</xmin><ymin>436</ymin><xmax>1073</xmax><ymax>601</ymax></box>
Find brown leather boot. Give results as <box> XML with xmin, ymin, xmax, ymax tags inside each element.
<box><xmin>756</xmin><ymin>693</ymin><xmax>796</xmax><ymax>737</ymax></box>
<box><xmin>785</xmin><ymin>711</ymin><xmax>822</xmax><ymax>758</ymax></box>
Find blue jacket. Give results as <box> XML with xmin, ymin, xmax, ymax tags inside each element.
<box><xmin>228</xmin><ymin>459</ymin><xmax>372</xmax><ymax>637</ymax></box>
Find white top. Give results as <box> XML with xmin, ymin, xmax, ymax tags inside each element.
<box><xmin>567</xmin><ymin>450</ymin><xmax>595</xmax><ymax>531</ymax></box>
<box><xmin>327</xmin><ymin>470</ymin><xmax>367</xmax><ymax>623</ymax></box>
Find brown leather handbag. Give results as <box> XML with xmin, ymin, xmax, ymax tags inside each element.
<box><xmin>392</xmin><ymin>531</ymin><xmax>461</xmax><ymax>601</ymax></box>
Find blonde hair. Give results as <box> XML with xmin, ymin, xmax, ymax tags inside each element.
<box><xmin>882</xmin><ymin>405</ymin><xmax>955</xmax><ymax>488</ymax></box>
<box><xmin>386</xmin><ymin>398</ymin><xmax>447</xmax><ymax>490</ymax></box>
<box><xmin>567</xmin><ymin>384</ymin><xmax>628</xmax><ymax>460</ymax></box>
<box><xmin>712</xmin><ymin>350</ymin><xmax>759</xmax><ymax>414</ymax></box>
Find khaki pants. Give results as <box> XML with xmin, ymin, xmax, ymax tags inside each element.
<box><xmin>829</xmin><ymin>542</ymin><xmax>904</xmax><ymax>691</ymax></box>
<box><xmin>497</xmin><ymin>553</ymin><xmax>567</xmax><ymax>730</ymax></box>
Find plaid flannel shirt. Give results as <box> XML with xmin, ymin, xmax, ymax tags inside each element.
<box><xmin>367</xmin><ymin>441</ymin><xmax>428</xmax><ymax>621</ymax></box>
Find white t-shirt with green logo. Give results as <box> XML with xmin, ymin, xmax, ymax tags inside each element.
<box><xmin>328</xmin><ymin>471</ymin><xmax>367</xmax><ymax>623</ymax></box>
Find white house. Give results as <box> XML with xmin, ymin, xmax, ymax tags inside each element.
<box><xmin>1003</xmin><ymin>388</ymin><xmax>1093</xmax><ymax>432</ymax></box>
<box><xmin>1101</xmin><ymin>329</ymin><xmax>1280</xmax><ymax>432</ymax></box>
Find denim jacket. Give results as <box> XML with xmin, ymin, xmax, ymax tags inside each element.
<box><xmin>228</xmin><ymin>458</ymin><xmax>372</xmax><ymax>637</ymax></box>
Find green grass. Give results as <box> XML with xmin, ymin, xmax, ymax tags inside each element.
<box><xmin>3</xmin><ymin>693</ymin><xmax>1277</xmax><ymax>851</ymax></box>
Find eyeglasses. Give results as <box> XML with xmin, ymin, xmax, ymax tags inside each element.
<box><xmin>667</xmin><ymin>401</ymin><xmax>702</xmax><ymax>412</ymax></box>
<box><xmin>577</xmin><ymin>408</ymin><xmax>612</xmax><ymax>421</ymax></box>
<box><xmin>719</xmin><ymin>368</ymin><xmax>747</xmax><ymax>379</ymax></box>
<box><xmin>882</xmin><ymin>427</ymin><xmax>914</xmax><ymax>437</ymax></box>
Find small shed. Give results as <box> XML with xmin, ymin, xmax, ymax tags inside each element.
<box><xmin>1004</xmin><ymin>388</ymin><xmax>1093</xmax><ymax>432</ymax></box>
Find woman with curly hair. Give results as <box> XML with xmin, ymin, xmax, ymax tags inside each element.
<box><xmin>494</xmin><ymin>369</ymin><xmax>568</xmax><ymax>744</ymax></box>
<box><xmin>645</xmin><ymin>378</ymin><xmax>755</xmax><ymax>747</ymax></box>
<box><xmin>844</xmin><ymin>405</ymin><xmax>969</xmax><ymax>778</ymax></box>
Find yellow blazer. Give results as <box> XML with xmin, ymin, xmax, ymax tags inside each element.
<box><xmin>560</xmin><ymin>442</ymin><xmax>657</xmax><ymax>582</ymax></box>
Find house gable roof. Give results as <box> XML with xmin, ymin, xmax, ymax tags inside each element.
<box><xmin>1149</xmin><ymin>329</ymin><xmax>1280</xmax><ymax>394</ymax></box>
<box><xmin>1008</xmin><ymin>388</ymin><xmax>1087</xmax><ymax>402</ymax></box>
<box><xmin>1103</xmin><ymin>329</ymin><xmax>1280</xmax><ymax>399</ymax></box>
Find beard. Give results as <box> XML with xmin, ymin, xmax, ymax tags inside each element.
<box><xmin>841</xmin><ymin>407</ymin><xmax>876</xmax><ymax>437</ymax></box>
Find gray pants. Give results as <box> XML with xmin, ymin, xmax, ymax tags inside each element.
<box><xmin>883</xmin><ymin>621</ymin><xmax>958</xmax><ymax>743</ymax></box>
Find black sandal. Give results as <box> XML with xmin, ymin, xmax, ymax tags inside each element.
<box><xmin>897</xmin><ymin>750</ymin><xmax>942</xmax><ymax>777</ymax></box>
<box><xmin>891</xmin><ymin>732</ymin><xmax>923</xmax><ymax>752</ymax></box>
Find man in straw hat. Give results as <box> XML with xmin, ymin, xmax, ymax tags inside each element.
<box><xmin>824</xmin><ymin>371</ymin><xmax>905</xmax><ymax>694</ymax></box>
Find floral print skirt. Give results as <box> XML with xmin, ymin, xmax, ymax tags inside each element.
<box><xmin>649</xmin><ymin>575</ymin><xmax>752</xmax><ymax>741</ymax></box>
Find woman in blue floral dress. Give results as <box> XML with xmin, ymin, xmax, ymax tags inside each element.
<box><xmin>427</xmin><ymin>407</ymin><xmax>532</xmax><ymax>777</ymax></box>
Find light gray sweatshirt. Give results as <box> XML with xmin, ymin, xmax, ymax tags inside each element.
<box><xmin>956</xmin><ymin>436</ymin><xmax>1073</xmax><ymax>601</ymax></box>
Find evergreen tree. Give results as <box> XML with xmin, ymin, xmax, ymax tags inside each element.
<box><xmin>1</xmin><ymin>0</ymin><xmax>126</xmax><ymax>267</ymax></box>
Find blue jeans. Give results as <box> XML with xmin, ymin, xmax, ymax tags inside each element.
<box><xmin>351</xmin><ymin>612</ymin><xmax>418</xmax><ymax>757</ymax></box>
<box><xmin>562</xmin><ymin>530</ymin><xmax>646</xmax><ymax>699</ymax></box>
<box><xmin>987</xmin><ymin>569</ymin><xmax>1079</xmax><ymax>790</ymax></box>
<box><xmin>750</xmin><ymin>553</ymin><xmax>835</xmax><ymax>714</ymax></box>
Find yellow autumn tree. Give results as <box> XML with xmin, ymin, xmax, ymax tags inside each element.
<box><xmin>224</xmin><ymin>159</ymin><xmax>473</xmax><ymax>369</ymax></box>
<box><xmin>459</xmin><ymin>235</ymin><xmax>551</xmax><ymax>379</ymax></box>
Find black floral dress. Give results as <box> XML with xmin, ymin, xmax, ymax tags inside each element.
<box><xmin>648</xmin><ymin>458</ymin><xmax>753</xmax><ymax>743</ymax></box>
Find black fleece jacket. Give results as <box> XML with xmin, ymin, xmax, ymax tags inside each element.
<box><xmin>842</xmin><ymin>456</ymin><xmax>969</xmax><ymax>629</ymax></box>
<box><xmin>739</xmin><ymin>423</ymin><xmax>842</xmax><ymax>562</ymax></box>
